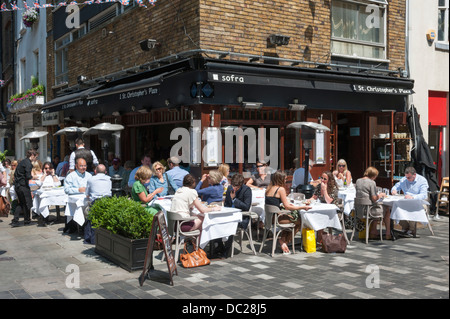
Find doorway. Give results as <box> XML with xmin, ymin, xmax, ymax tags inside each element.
<box><xmin>336</xmin><ymin>113</ymin><xmax>367</xmax><ymax>180</ymax></box>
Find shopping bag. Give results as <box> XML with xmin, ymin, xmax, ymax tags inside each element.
<box><xmin>322</xmin><ymin>233</ymin><xmax>347</xmax><ymax>253</ymax></box>
<box><xmin>180</xmin><ymin>243</ymin><xmax>210</xmax><ymax>268</ymax></box>
<box><xmin>302</xmin><ymin>228</ymin><xmax>316</xmax><ymax>253</ymax></box>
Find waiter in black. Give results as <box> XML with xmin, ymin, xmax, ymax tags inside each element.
<box><xmin>11</xmin><ymin>149</ymin><xmax>38</xmax><ymax>227</ymax></box>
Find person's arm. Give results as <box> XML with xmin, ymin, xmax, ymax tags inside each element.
<box><xmin>279</xmin><ymin>187</ymin><xmax>311</xmax><ymax>210</ymax></box>
<box><xmin>246</xmin><ymin>176</ymin><xmax>255</xmax><ymax>187</ymax></box>
<box><xmin>391</xmin><ymin>179</ymin><xmax>402</xmax><ymax>195</ymax></box>
<box><xmin>409</xmin><ymin>179</ymin><xmax>428</xmax><ymax>200</ymax></box>
<box><xmin>91</xmin><ymin>150</ymin><xmax>99</xmax><ymax>166</ymax></box>
<box><xmin>193</xmin><ymin>198</ymin><xmax>220</xmax><ymax>213</ymax></box>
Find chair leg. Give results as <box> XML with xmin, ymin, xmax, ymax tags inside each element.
<box><xmin>341</xmin><ymin>216</ymin><xmax>350</xmax><ymax>244</ymax></box>
<box><xmin>291</xmin><ymin>228</ymin><xmax>295</xmax><ymax>254</ymax></box>
<box><xmin>426</xmin><ymin>213</ymin><xmax>435</xmax><ymax>236</ymax></box>
<box><xmin>246</xmin><ymin>224</ymin><xmax>257</xmax><ymax>255</ymax></box>
<box><xmin>365</xmin><ymin>218</ymin><xmax>370</xmax><ymax>244</ymax></box>
<box><xmin>259</xmin><ymin>229</ymin><xmax>268</xmax><ymax>253</ymax></box>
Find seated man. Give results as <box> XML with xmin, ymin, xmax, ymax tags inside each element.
<box><xmin>292</xmin><ymin>159</ymin><xmax>314</xmax><ymax>191</ymax></box>
<box><xmin>166</xmin><ymin>156</ymin><xmax>188</xmax><ymax>188</ymax></box>
<box><xmin>391</xmin><ymin>166</ymin><xmax>429</xmax><ymax>236</ymax></box>
<box><xmin>86</xmin><ymin>164</ymin><xmax>112</xmax><ymax>202</ymax></box>
<box><xmin>216</xmin><ymin>174</ymin><xmax>252</xmax><ymax>258</ymax></box>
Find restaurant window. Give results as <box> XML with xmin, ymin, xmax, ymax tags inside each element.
<box><xmin>438</xmin><ymin>0</ymin><xmax>449</xmax><ymax>43</ymax></box>
<box><xmin>331</xmin><ymin>0</ymin><xmax>387</xmax><ymax>60</ymax></box>
<box><xmin>54</xmin><ymin>34</ymin><xmax>70</xmax><ymax>86</ymax></box>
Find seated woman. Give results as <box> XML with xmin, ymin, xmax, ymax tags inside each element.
<box><xmin>148</xmin><ymin>161</ymin><xmax>179</xmax><ymax>197</ymax></box>
<box><xmin>355</xmin><ymin>166</ymin><xmax>389</xmax><ymax>239</ymax></box>
<box><xmin>265</xmin><ymin>170</ymin><xmax>311</xmax><ymax>254</ymax></box>
<box><xmin>218</xmin><ymin>163</ymin><xmax>230</xmax><ymax>193</ymax></box>
<box><xmin>246</xmin><ymin>160</ymin><xmax>271</xmax><ymax>188</ymax></box>
<box><xmin>170</xmin><ymin>174</ymin><xmax>221</xmax><ymax>235</ymax></box>
<box><xmin>36</xmin><ymin>162</ymin><xmax>61</xmax><ymax>188</ymax></box>
<box><xmin>333</xmin><ymin>159</ymin><xmax>353</xmax><ymax>188</ymax></box>
<box><xmin>195</xmin><ymin>170</ymin><xmax>224</xmax><ymax>204</ymax></box>
<box><xmin>309</xmin><ymin>171</ymin><xmax>339</xmax><ymax>245</ymax></box>
<box><xmin>131</xmin><ymin>165</ymin><xmax>163</xmax><ymax>216</ymax></box>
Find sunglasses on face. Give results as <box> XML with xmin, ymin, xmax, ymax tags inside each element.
<box><xmin>156</xmin><ymin>167</ymin><xmax>163</xmax><ymax>171</ymax></box>
<box><xmin>256</xmin><ymin>165</ymin><xmax>266</xmax><ymax>168</ymax></box>
<box><xmin>338</xmin><ymin>165</ymin><xmax>345</xmax><ymax>167</ymax></box>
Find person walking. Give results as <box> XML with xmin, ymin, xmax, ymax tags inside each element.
<box><xmin>11</xmin><ymin>149</ymin><xmax>38</xmax><ymax>227</ymax></box>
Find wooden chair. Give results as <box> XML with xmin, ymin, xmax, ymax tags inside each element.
<box><xmin>437</xmin><ymin>177</ymin><xmax>449</xmax><ymax>215</ymax></box>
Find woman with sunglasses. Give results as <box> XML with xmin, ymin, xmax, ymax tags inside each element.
<box><xmin>333</xmin><ymin>159</ymin><xmax>353</xmax><ymax>188</ymax></box>
<box><xmin>148</xmin><ymin>161</ymin><xmax>179</xmax><ymax>198</ymax></box>
<box><xmin>246</xmin><ymin>160</ymin><xmax>271</xmax><ymax>189</ymax></box>
<box><xmin>36</xmin><ymin>162</ymin><xmax>61</xmax><ymax>188</ymax></box>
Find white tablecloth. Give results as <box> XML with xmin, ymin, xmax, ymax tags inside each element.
<box><xmin>65</xmin><ymin>194</ymin><xmax>88</xmax><ymax>226</ymax></box>
<box><xmin>150</xmin><ymin>197</ymin><xmax>242</xmax><ymax>249</ymax></box>
<box><xmin>338</xmin><ymin>187</ymin><xmax>356</xmax><ymax>216</ymax></box>
<box><xmin>32</xmin><ymin>187</ymin><xmax>68</xmax><ymax>218</ymax></box>
<box><xmin>381</xmin><ymin>196</ymin><xmax>429</xmax><ymax>225</ymax></box>
<box><xmin>300</xmin><ymin>203</ymin><xmax>342</xmax><ymax>231</ymax></box>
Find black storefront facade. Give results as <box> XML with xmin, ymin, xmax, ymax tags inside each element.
<box><xmin>42</xmin><ymin>53</ymin><xmax>414</xmax><ymax>188</ymax></box>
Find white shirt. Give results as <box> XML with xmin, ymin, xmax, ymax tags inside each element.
<box><xmin>170</xmin><ymin>187</ymin><xmax>198</xmax><ymax>217</ymax></box>
<box><xmin>69</xmin><ymin>147</ymin><xmax>99</xmax><ymax>170</ymax></box>
<box><xmin>36</xmin><ymin>175</ymin><xmax>61</xmax><ymax>188</ymax></box>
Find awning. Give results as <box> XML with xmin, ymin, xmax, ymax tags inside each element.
<box><xmin>41</xmin><ymin>86</ymin><xmax>102</xmax><ymax>113</ymax></box>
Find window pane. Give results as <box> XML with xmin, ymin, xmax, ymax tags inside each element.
<box><xmin>332</xmin><ymin>1</ymin><xmax>358</xmax><ymax>40</ymax></box>
<box><xmin>358</xmin><ymin>5</ymin><xmax>384</xmax><ymax>44</ymax></box>
<box><xmin>438</xmin><ymin>9</ymin><xmax>446</xmax><ymax>41</ymax></box>
<box><xmin>439</xmin><ymin>0</ymin><xmax>445</xmax><ymax>7</ymax></box>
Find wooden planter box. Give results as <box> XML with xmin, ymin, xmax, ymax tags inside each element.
<box><xmin>95</xmin><ymin>227</ymin><xmax>148</xmax><ymax>272</ymax></box>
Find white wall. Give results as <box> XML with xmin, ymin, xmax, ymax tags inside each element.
<box><xmin>407</xmin><ymin>0</ymin><xmax>449</xmax><ymax>142</ymax></box>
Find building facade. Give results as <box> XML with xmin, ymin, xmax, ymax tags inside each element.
<box><xmin>42</xmin><ymin>0</ymin><xmax>415</xmax><ymax>188</ymax></box>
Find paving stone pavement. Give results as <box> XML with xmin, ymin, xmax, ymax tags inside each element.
<box><xmin>0</xmin><ymin>211</ymin><xmax>448</xmax><ymax>304</ymax></box>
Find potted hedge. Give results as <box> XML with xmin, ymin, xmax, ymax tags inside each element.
<box><xmin>88</xmin><ymin>196</ymin><xmax>157</xmax><ymax>272</ymax></box>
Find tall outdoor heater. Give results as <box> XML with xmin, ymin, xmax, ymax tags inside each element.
<box><xmin>20</xmin><ymin>131</ymin><xmax>49</xmax><ymax>151</ymax></box>
<box><xmin>82</xmin><ymin>123</ymin><xmax>124</xmax><ymax>169</ymax></box>
<box><xmin>54</xmin><ymin>126</ymin><xmax>89</xmax><ymax>151</ymax></box>
<box><xmin>287</xmin><ymin>122</ymin><xmax>330</xmax><ymax>199</ymax></box>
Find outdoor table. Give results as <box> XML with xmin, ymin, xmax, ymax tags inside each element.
<box><xmin>65</xmin><ymin>193</ymin><xmax>88</xmax><ymax>226</ymax></box>
<box><xmin>299</xmin><ymin>202</ymin><xmax>342</xmax><ymax>231</ymax></box>
<box><xmin>338</xmin><ymin>187</ymin><xmax>356</xmax><ymax>216</ymax></box>
<box><xmin>380</xmin><ymin>195</ymin><xmax>430</xmax><ymax>225</ymax></box>
<box><xmin>32</xmin><ymin>187</ymin><xmax>67</xmax><ymax>219</ymax></box>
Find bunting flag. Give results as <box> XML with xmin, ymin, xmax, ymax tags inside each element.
<box><xmin>0</xmin><ymin>0</ymin><xmax>156</xmax><ymax>11</ymax></box>
<box><xmin>0</xmin><ymin>79</ymin><xmax>5</xmax><ymax>87</ymax></box>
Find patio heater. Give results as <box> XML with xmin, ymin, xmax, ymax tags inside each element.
<box><xmin>54</xmin><ymin>126</ymin><xmax>89</xmax><ymax>151</ymax></box>
<box><xmin>82</xmin><ymin>122</ymin><xmax>124</xmax><ymax>169</ymax></box>
<box><xmin>287</xmin><ymin>122</ymin><xmax>330</xmax><ymax>199</ymax></box>
<box><xmin>20</xmin><ymin>131</ymin><xmax>49</xmax><ymax>152</ymax></box>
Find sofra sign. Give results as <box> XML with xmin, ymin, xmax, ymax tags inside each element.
<box><xmin>352</xmin><ymin>85</ymin><xmax>414</xmax><ymax>95</ymax></box>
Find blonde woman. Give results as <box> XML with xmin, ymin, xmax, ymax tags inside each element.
<box><xmin>218</xmin><ymin>163</ymin><xmax>230</xmax><ymax>191</ymax></box>
<box><xmin>195</xmin><ymin>169</ymin><xmax>224</xmax><ymax>204</ymax></box>
<box><xmin>131</xmin><ymin>165</ymin><xmax>163</xmax><ymax>205</ymax></box>
<box><xmin>333</xmin><ymin>159</ymin><xmax>353</xmax><ymax>188</ymax></box>
<box><xmin>148</xmin><ymin>161</ymin><xmax>179</xmax><ymax>197</ymax></box>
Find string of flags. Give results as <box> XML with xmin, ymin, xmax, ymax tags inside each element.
<box><xmin>0</xmin><ymin>0</ymin><xmax>157</xmax><ymax>11</ymax></box>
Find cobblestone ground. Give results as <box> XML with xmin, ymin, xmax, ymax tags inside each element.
<box><xmin>0</xmin><ymin>210</ymin><xmax>448</xmax><ymax>307</ymax></box>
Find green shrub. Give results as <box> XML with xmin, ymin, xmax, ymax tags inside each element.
<box><xmin>88</xmin><ymin>196</ymin><xmax>154</xmax><ymax>240</ymax></box>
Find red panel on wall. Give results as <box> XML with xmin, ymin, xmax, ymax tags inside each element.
<box><xmin>428</xmin><ymin>91</ymin><xmax>448</xmax><ymax>126</ymax></box>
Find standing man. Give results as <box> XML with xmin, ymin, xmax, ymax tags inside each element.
<box><xmin>69</xmin><ymin>138</ymin><xmax>99</xmax><ymax>173</ymax></box>
<box><xmin>86</xmin><ymin>164</ymin><xmax>112</xmax><ymax>201</ymax></box>
<box><xmin>11</xmin><ymin>149</ymin><xmax>38</xmax><ymax>227</ymax></box>
<box><xmin>166</xmin><ymin>156</ymin><xmax>188</xmax><ymax>188</ymax></box>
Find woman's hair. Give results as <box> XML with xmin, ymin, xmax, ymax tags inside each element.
<box><xmin>182</xmin><ymin>174</ymin><xmax>196</xmax><ymax>188</ymax></box>
<box><xmin>218</xmin><ymin>163</ymin><xmax>230</xmax><ymax>177</ymax></box>
<box><xmin>151</xmin><ymin>161</ymin><xmax>166</xmax><ymax>174</ymax></box>
<box><xmin>135</xmin><ymin>165</ymin><xmax>152</xmax><ymax>184</ymax></box>
<box><xmin>363</xmin><ymin>166</ymin><xmax>379</xmax><ymax>179</ymax></box>
<box><xmin>32</xmin><ymin>161</ymin><xmax>42</xmax><ymax>172</ymax></box>
<box><xmin>336</xmin><ymin>159</ymin><xmax>348</xmax><ymax>171</ymax></box>
<box><xmin>208</xmin><ymin>170</ymin><xmax>223</xmax><ymax>185</ymax></box>
<box><xmin>267</xmin><ymin>170</ymin><xmax>286</xmax><ymax>189</ymax></box>
<box><xmin>322</xmin><ymin>171</ymin><xmax>336</xmax><ymax>194</ymax></box>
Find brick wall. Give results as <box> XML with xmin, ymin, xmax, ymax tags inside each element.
<box><xmin>46</xmin><ymin>0</ymin><xmax>406</xmax><ymax>100</ymax></box>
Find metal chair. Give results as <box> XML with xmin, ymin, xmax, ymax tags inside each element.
<box><xmin>335</xmin><ymin>198</ymin><xmax>350</xmax><ymax>244</ymax></box>
<box><xmin>231</xmin><ymin>205</ymin><xmax>257</xmax><ymax>257</ymax></box>
<box><xmin>351</xmin><ymin>197</ymin><xmax>384</xmax><ymax>244</ymax></box>
<box><xmin>259</xmin><ymin>205</ymin><xmax>296</xmax><ymax>256</ymax></box>
<box><xmin>166</xmin><ymin>211</ymin><xmax>201</xmax><ymax>262</ymax></box>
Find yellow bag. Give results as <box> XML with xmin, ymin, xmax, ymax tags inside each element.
<box><xmin>359</xmin><ymin>219</ymin><xmax>366</xmax><ymax>239</ymax></box>
<box><xmin>302</xmin><ymin>228</ymin><xmax>316</xmax><ymax>253</ymax></box>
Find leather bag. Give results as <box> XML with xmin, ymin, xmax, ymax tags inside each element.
<box><xmin>0</xmin><ymin>196</ymin><xmax>10</xmax><ymax>217</ymax></box>
<box><xmin>180</xmin><ymin>243</ymin><xmax>210</xmax><ymax>268</ymax></box>
<box><xmin>322</xmin><ymin>233</ymin><xmax>347</xmax><ymax>253</ymax></box>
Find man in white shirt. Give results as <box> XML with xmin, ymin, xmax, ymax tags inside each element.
<box><xmin>86</xmin><ymin>164</ymin><xmax>112</xmax><ymax>201</ymax></box>
<box><xmin>69</xmin><ymin>138</ymin><xmax>99</xmax><ymax>173</ymax></box>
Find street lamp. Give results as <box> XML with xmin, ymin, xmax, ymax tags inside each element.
<box><xmin>20</xmin><ymin>131</ymin><xmax>49</xmax><ymax>151</ymax></box>
<box><xmin>287</xmin><ymin>122</ymin><xmax>330</xmax><ymax>199</ymax></box>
